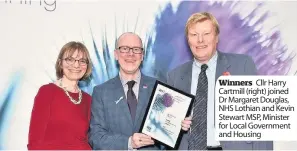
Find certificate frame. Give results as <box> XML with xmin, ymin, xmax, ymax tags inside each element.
<box><xmin>139</xmin><ymin>80</ymin><xmax>194</xmax><ymax>149</ymax></box>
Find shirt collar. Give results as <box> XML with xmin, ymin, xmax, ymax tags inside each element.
<box><xmin>119</xmin><ymin>70</ymin><xmax>141</xmax><ymax>87</ymax></box>
<box><xmin>194</xmin><ymin>51</ymin><xmax>218</xmax><ymax>71</ymax></box>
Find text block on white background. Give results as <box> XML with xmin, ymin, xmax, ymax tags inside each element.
<box><xmin>215</xmin><ymin>76</ymin><xmax>297</xmax><ymax>141</ymax></box>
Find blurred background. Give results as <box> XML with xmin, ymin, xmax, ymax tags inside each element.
<box><xmin>0</xmin><ymin>0</ymin><xmax>296</xmax><ymax>149</ymax></box>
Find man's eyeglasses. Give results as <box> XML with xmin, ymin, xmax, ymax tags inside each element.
<box><xmin>118</xmin><ymin>46</ymin><xmax>143</xmax><ymax>54</ymax></box>
<box><xmin>63</xmin><ymin>57</ymin><xmax>88</xmax><ymax>66</ymax></box>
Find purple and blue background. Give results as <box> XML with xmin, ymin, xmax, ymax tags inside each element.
<box><xmin>0</xmin><ymin>0</ymin><xmax>297</xmax><ymax>149</ymax></box>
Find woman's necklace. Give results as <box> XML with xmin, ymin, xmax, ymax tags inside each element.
<box><xmin>59</xmin><ymin>79</ymin><xmax>82</xmax><ymax>105</ymax></box>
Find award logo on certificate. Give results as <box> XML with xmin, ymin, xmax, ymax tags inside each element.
<box><xmin>140</xmin><ymin>80</ymin><xmax>194</xmax><ymax>148</ymax></box>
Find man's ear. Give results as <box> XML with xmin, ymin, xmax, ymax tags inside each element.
<box><xmin>114</xmin><ymin>50</ymin><xmax>119</xmax><ymax>60</ymax></box>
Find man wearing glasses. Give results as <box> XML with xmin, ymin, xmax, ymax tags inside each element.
<box><xmin>89</xmin><ymin>32</ymin><xmax>161</xmax><ymax>150</ymax></box>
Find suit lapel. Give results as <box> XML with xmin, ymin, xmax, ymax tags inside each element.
<box><xmin>215</xmin><ymin>51</ymin><xmax>231</xmax><ymax>81</ymax></box>
<box><xmin>215</xmin><ymin>52</ymin><xmax>231</xmax><ymax>146</ymax></box>
<box><xmin>113</xmin><ymin>76</ymin><xmax>133</xmax><ymax>127</ymax></box>
<box><xmin>134</xmin><ymin>74</ymin><xmax>150</xmax><ymax>130</ymax></box>
<box><xmin>180</xmin><ymin>62</ymin><xmax>193</xmax><ymax>94</ymax></box>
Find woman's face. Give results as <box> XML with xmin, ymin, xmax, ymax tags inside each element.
<box><xmin>61</xmin><ymin>50</ymin><xmax>88</xmax><ymax>81</ymax></box>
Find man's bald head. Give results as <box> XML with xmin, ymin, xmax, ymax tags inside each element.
<box><xmin>116</xmin><ymin>32</ymin><xmax>143</xmax><ymax>49</ymax></box>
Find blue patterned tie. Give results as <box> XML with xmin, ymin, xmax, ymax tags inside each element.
<box><xmin>127</xmin><ymin>80</ymin><xmax>137</xmax><ymax>121</ymax></box>
<box><xmin>189</xmin><ymin>64</ymin><xmax>208</xmax><ymax>150</ymax></box>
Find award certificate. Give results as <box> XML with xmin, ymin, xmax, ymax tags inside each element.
<box><xmin>140</xmin><ymin>80</ymin><xmax>194</xmax><ymax>148</ymax></box>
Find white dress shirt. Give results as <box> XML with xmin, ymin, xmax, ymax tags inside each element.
<box><xmin>191</xmin><ymin>52</ymin><xmax>220</xmax><ymax>147</ymax></box>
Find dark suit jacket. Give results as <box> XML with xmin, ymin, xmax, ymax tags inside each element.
<box><xmin>88</xmin><ymin>73</ymin><xmax>161</xmax><ymax>150</ymax></box>
<box><xmin>167</xmin><ymin>51</ymin><xmax>273</xmax><ymax>150</ymax></box>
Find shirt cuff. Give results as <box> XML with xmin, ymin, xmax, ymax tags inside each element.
<box><xmin>128</xmin><ymin>136</ymin><xmax>137</xmax><ymax>150</ymax></box>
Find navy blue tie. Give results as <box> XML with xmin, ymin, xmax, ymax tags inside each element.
<box><xmin>127</xmin><ymin>81</ymin><xmax>137</xmax><ymax>121</ymax></box>
<box><xmin>189</xmin><ymin>64</ymin><xmax>208</xmax><ymax>150</ymax></box>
